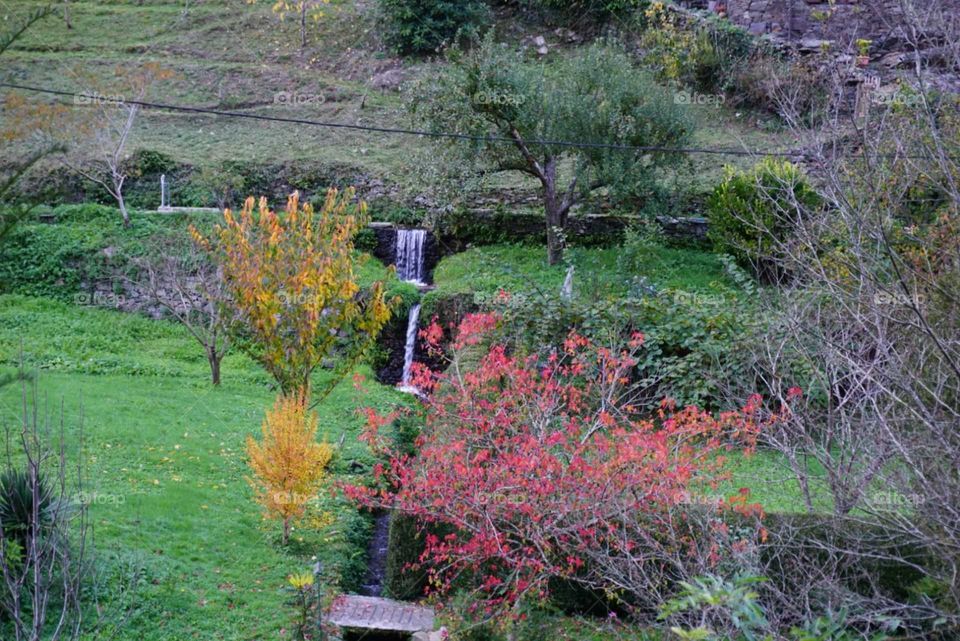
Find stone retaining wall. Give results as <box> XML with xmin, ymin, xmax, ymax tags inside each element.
<box><xmin>703</xmin><ymin>0</ymin><xmax>960</xmax><ymax>50</ymax></box>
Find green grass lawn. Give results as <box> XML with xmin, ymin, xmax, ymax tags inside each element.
<box><xmin>429</xmin><ymin>242</ymin><xmax>737</xmax><ymax>301</ymax></box>
<box><xmin>0</xmin><ymin>295</ymin><xmax>414</xmax><ymax>640</ymax></box>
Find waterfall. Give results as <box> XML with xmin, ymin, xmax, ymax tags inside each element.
<box><xmin>396</xmin><ymin>229</ymin><xmax>427</xmax><ymax>285</ymax></box>
<box><xmin>399</xmin><ymin>304</ymin><xmax>422</xmax><ymax>391</ymax></box>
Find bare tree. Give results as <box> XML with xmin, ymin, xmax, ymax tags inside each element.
<box><xmin>728</xmin><ymin>0</ymin><xmax>960</xmax><ymax>631</ymax></box>
<box><xmin>0</xmin><ymin>378</ymin><xmax>88</xmax><ymax>641</ymax></box>
<box><xmin>65</xmin><ymin>64</ymin><xmax>171</xmax><ymax>227</ymax></box>
<box><xmin>128</xmin><ymin>238</ymin><xmax>233</xmax><ymax>385</ymax></box>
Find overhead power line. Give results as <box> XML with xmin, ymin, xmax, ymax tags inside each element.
<box><xmin>0</xmin><ymin>81</ymin><xmax>804</xmax><ymax>158</ymax></box>
<box><xmin>0</xmin><ymin>82</ymin><xmax>946</xmax><ymax>162</ymax></box>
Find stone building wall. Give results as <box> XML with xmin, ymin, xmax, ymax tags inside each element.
<box><xmin>704</xmin><ymin>0</ymin><xmax>959</xmax><ymax>50</ymax></box>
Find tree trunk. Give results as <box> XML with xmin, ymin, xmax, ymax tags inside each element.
<box><xmin>117</xmin><ymin>191</ymin><xmax>130</xmax><ymax>227</ymax></box>
<box><xmin>542</xmin><ymin>158</ymin><xmax>565</xmax><ymax>266</ymax></box>
<box><xmin>283</xmin><ymin>517</ymin><xmax>291</xmax><ymax>546</ymax></box>
<box><xmin>300</xmin><ymin>4</ymin><xmax>307</xmax><ymax>49</ymax></box>
<box><xmin>207</xmin><ymin>348</ymin><xmax>222</xmax><ymax>386</ymax></box>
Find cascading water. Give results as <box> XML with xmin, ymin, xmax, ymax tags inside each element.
<box><xmin>398</xmin><ymin>303</ymin><xmax>421</xmax><ymax>391</ymax></box>
<box><xmin>395</xmin><ymin>228</ymin><xmax>429</xmax><ymax>394</ymax></box>
<box><xmin>395</xmin><ymin>228</ymin><xmax>427</xmax><ymax>286</ymax></box>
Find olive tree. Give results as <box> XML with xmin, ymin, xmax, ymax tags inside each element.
<box><xmin>416</xmin><ymin>36</ymin><xmax>693</xmax><ymax>264</ymax></box>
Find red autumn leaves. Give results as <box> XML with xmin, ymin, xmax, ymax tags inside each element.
<box><xmin>347</xmin><ymin>311</ymin><xmax>784</xmax><ymax>613</ymax></box>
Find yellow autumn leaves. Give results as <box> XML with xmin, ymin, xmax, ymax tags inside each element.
<box><xmin>191</xmin><ymin>188</ymin><xmax>391</xmax><ymax>545</ymax></box>
<box><xmin>192</xmin><ymin>188</ymin><xmax>391</xmax><ymax>397</ymax></box>
<box><xmin>246</xmin><ymin>392</ymin><xmax>333</xmax><ymax>546</ymax></box>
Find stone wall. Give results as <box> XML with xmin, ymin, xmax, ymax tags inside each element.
<box><xmin>708</xmin><ymin>0</ymin><xmax>960</xmax><ymax>50</ymax></box>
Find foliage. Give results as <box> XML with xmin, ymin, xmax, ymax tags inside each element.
<box><xmin>192</xmin><ymin>190</ymin><xmax>392</xmax><ymax>397</ymax></box>
<box><xmin>661</xmin><ymin>574</ymin><xmax>893</xmax><ymax>641</ymax></box>
<box><xmin>416</xmin><ymin>35</ymin><xmax>693</xmax><ymax>263</ymax></box>
<box><xmin>246</xmin><ymin>392</ymin><xmax>334</xmax><ymax>545</ymax></box>
<box><xmin>429</xmin><ymin>242</ymin><xmax>752</xmax><ymax>411</ymax></box>
<box><xmin>349</xmin><ymin>311</ymin><xmax>773</xmax><ymax>615</ymax></box>
<box><xmin>640</xmin><ymin>2</ymin><xmax>754</xmax><ymax>95</ymax></box>
<box><xmin>659</xmin><ymin>574</ymin><xmax>769</xmax><ymax>641</ymax></box>
<box><xmin>377</xmin><ymin>0</ymin><xmax>490</xmax><ymax>55</ymax></box>
<box><xmin>194</xmin><ymin>163</ymin><xmax>247</xmax><ymax>210</ymax></box>
<box><xmin>0</xmin><ymin>468</ymin><xmax>57</xmax><ymax>550</ymax></box>
<box><xmin>517</xmin><ymin>0</ymin><xmax>650</xmax><ymax>23</ymax></box>
<box><xmin>707</xmin><ymin>159</ymin><xmax>820</xmax><ymax>276</ymax></box>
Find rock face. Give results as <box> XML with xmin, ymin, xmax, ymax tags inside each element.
<box><xmin>704</xmin><ymin>0</ymin><xmax>960</xmax><ymax>53</ymax></box>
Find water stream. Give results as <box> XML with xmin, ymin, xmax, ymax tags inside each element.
<box><xmin>360</xmin><ymin>228</ymin><xmax>430</xmax><ymax>597</ymax></box>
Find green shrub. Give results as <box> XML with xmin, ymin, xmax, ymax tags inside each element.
<box><xmin>707</xmin><ymin>159</ymin><xmax>820</xmax><ymax>275</ymax></box>
<box><xmin>640</xmin><ymin>3</ymin><xmax>753</xmax><ymax>95</ymax></box>
<box><xmin>378</xmin><ymin>0</ymin><xmax>490</xmax><ymax>54</ymax></box>
<box><xmin>384</xmin><ymin>512</ymin><xmax>430</xmax><ymax>599</ymax></box>
<box><xmin>0</xmin><ymin>469</ymin><xmax>57</xmax><ymax>548</ymax></box>
<box><xmin>517</xmin><ymin>0</ymin><xmax>649</xmax><ymax>23</ymax></box>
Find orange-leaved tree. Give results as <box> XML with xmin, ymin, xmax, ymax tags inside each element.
<box><xmin>192</xmin><ymin>189</ymin><xmax>391</xmax><ymax>398</ymax></box>
<box><xmin>247</xmin><ymin>392</ymin><xmax>333</xmax><ymax>545</ymax></box>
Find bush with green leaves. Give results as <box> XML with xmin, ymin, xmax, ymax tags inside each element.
<box><xmin>377</xmin><ymin>0</ymin><xmax>490</xmax><ymax>54</ymax></box>
<box><xmin>516</xmin><ymin>0</ymin><xmax>650</xmax><ymax>23</ymax></box>
<box><xmin>640</xmin><ymin>3</ymin><xmax>754</xmax><ymax>95</ymax></box>
<box><xmin>707</xmin><ymin>159</ymin><xmax>820</xmax><ymax>276</ymax></box>
<box><xmin>483</xmin><ymin>283</ymin><xmax>753</xmax><ymax>412</ymax></box>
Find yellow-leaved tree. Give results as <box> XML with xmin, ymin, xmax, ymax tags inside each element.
<box><xmin>247</xmin><ymin>392</ymin><xmax>333</xmax><ymax>545</ymax></box>
<box><xmin>192</xmin><ymin>189</ymin><xmax>391</xmax><ymax>398</ymax></box>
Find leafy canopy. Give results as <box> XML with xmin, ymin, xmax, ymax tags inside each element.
<box><xmin>418</xmin><ymin>36</ymin><xmax>694</xmax><ymax>203</ymax></box>
<box><xmin>192</xmin><ymin>189</ymin><xmax>391</xmax><ymax>397</ymax></box>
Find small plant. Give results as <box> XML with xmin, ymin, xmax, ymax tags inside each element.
<box><xmin>659</xmin><ymin>574</ymin><xmax>770</xmax><ymax>641</ymax></box>
<box><xmin>246</xmin><ymin>393</ymin><xmax>334</xmax><ymax>545</ymax></box>
<box><xmin>0</xmin><ymin>469</ymin><xmax>58</xmax><ymax>549</ymax></box>
<box><xmin>287</xmin><ymin>571</ymin><xmax>316</xmax><ymax>640</ymax></box>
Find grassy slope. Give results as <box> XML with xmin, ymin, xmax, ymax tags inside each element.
<box><xmin>0</xmin><ymin>295</ymin><xmax>413</xmax><ymax>640</ymax></box>
<box><xmin>429</xmin><ymin>243</ymin><xmax>735</xmax><ymax>300</ymax></box>
<box><xmin>2</xmin><ymin>0</ymin><xmax>796</xmax><ymax>198</ymax></box>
